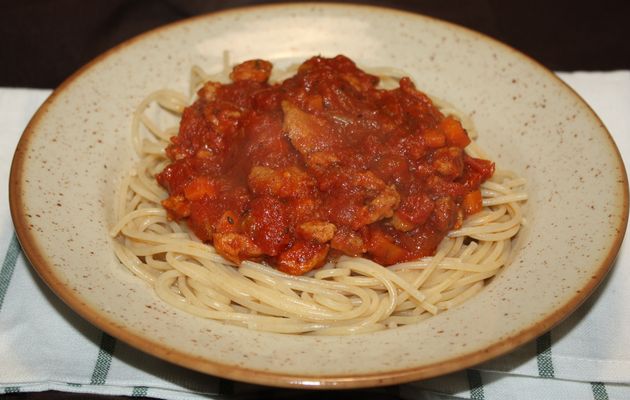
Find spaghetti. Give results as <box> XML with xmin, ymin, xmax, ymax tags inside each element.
<box><xmin>110</xmin><ymin>56</ymin><xmax>527</xmax><ymax>335</ymax></box>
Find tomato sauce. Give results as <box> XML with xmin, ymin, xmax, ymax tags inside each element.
<box><xmin>157</xmin><ymin>56</ymin><xmax>494</xmax><ymax>275</ymax></box>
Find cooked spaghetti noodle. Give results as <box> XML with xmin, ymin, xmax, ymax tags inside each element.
<box><xmin>110</xmin><ymin>57</ymin><xmax>527</xmax><ymax>335</ymax></box>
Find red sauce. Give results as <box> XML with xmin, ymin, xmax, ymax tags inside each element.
<box><xmin>157</xmin><ymin>56</ymin><xmax>494</xmax><ymax>275</ymax></box>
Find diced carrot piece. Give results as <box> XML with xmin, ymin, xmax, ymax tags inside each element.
<box><xmin>367</xmin><ymin>228</ymin><xmax>408</xmax><ymax>265</ymax></box>
<box><xmin>440</xmin><ymin>116</ymin><xmax>470</xmax><ymax>148</ymax></box>
<box><xmin>463</xmin><ymin>190</ymin><xmax>483</xmax><ymax>216</ymax></box>
<box><xmin>214</xmin><ymin>211</ymin><xmax>240</xmax><ymax>234</ymax></box>
<box><xmin>229</xmin><ymin>59</ymin><xmax>273</xmax><ymax>83</ymax></box>
<box><xmin>161</xmin><ymin>195</ymin><xmax>191</xmax><ymax>219</ymax></box>
<box><xmin>465</xmin><ymin>155</ymin><xmax>495</xmax><ymax>178</ymax></box>
<box><xmin>277</xmin><ymin>241</ymin><xmax>329</xmax><ymax>275</ymax></box>
<box><xmin>423</xmin><ymin>128</ymin><xmax>446</xmax><ymax>148</ymax></box>
<box><xmin>183</xmin><ymin>177</ymin><xmax>216</xmax><ymax>201</ymax></box>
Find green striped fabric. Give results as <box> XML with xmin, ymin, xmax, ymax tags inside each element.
<box><xmin>536</xmin><ymin>331</ymin><xmax>555</xmax><ymax>378</ymax></box>
<box><xmin>90</xmin><ymin>333</ymin><xmax>117</xmax><ymax>385</ymax></box>
<box><xmin>467</xmin><ymin>369</ymin><xmax>485</xmax><ymax>400</ymax></box>
<box><xmin>536</xmin><ymin>331</ymin><xmax>612</xmax><ymax>399</ymax></box>
<box><xmin>0</xmin><ymin>234</ymin><xmax>20</xmax><ymax>311</ymax></box>
<box><xmin>132</xmin><ymin>386</ymin><xmax>148</xmax><ymax>397</ymax></box>
<box><xmin>591</xmin><ymin>382</ymin><xmax>609</xmax><ymax>400</ymax></box>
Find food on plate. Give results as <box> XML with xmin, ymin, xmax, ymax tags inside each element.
<box><xmin>110</xmin><ymin>55</ymin><xmax>527</xmax><ymax>334</ymax></box>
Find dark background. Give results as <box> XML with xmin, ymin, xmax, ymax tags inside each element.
<box><xmin>1</xmin><ymin>0</ymin><xmax>628</xmax><ymax>89</ymax></box>
<box><xmin>1</xmin><ymin>0</ymin><xmax>628</xmax><ymax>399</ymax></box>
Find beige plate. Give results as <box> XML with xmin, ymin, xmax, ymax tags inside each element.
<box><xmin>9</xmin><ymin>3</ymin><xmax>629</xmax><ymax>389</ymax></box>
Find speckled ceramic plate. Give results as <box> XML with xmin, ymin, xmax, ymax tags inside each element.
<box><xmin>9</xmin><ymin>3</ymin><xmax>628</xmax><ymax>389</ymax></box>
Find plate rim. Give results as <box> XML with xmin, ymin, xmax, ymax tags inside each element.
<box><xmin>8</xmin><ymin>2</ymin><xmax>630</xmax><ymax>389</ymax></box>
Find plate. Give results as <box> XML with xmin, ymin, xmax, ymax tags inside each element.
<box><xmin>9</xmin><ymin>3</ymin><xmax>628</xmax><ymax>388</ymax></box>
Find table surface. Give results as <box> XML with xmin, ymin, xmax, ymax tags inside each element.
<box><xmin>2</xmin><ymin>0</ymin><xmax>629</xmax><ymax>399</ymax></box>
